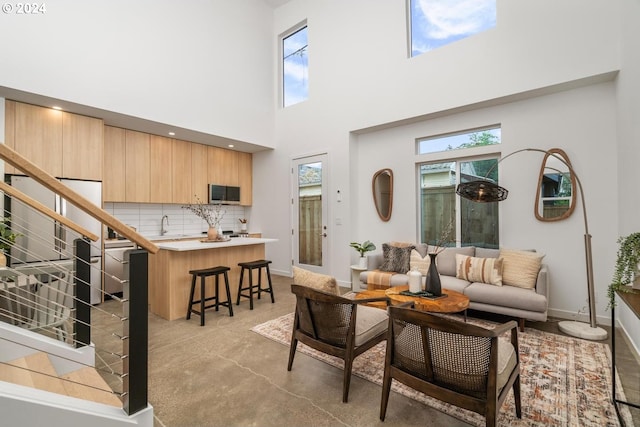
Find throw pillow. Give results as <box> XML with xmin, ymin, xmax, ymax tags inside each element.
<box><xmin>499</xmin><ymin>248</ymin><xmax>545</xmax><ymax>289</ymax></box>
<box><xmin>292</xmin><ymin>266</ymin><xmax>339</xmax><ymax>295</ymax></box>
<box><xmin>409</xmin><ymin>249</ymin><xmax>430</xmax><ymax>275</ymax></box>
<box><xmin>455</xmin><ymin>254</ymin><xmax>503</xmax><ymax>286</ymax></box>
<box><xmin>379</xmin><ymin>243</ymin><xmax>415</xmax><ymax>274</ymax></box>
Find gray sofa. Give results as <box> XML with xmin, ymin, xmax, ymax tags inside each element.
<box><xmin>359</xmin><ymin>245</ymin><xmax>548</xmax><ymax>330</ymax></box>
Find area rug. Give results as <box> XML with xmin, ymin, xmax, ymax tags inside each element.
<box><xmin>251</xmin><ymin>313</ymin><xmax>633</xmax><ymax>427</ymax></box>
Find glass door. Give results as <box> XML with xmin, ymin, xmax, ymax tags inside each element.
<box><xmin>292</xmin><ymin>154</ymin><xmax>328</xmax><ymax>274</ymax></box>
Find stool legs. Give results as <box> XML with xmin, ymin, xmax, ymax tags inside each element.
<box><xmin>236</xmin><ymin>262</ymin><xmax>275</xmax><ymax>309</ymax></box>
<box><xmin>186</xmin><ymin>267</ymin><xmax>233</xmax><ymax>326</ymax></box>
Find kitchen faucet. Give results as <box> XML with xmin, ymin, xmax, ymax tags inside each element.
<box><xmin>161</xmin><ymin>215</ymin><xmax>169</xmax><ymax>235</ymax></box>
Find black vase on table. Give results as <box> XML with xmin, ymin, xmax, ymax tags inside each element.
<box><xmin>425</xmin><ymin>253</ymin><xmax>442</xmax><ymax>296</ymax></box>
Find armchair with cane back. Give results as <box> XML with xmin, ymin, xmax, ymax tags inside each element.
<box><xmin>380</xmin><ymin>304</ymin><xmax>522</xmax><ymax>427</ymax></box>
<box><xmin>288</xmin><ymin>284</ymin><xmax>389</xmax><ymax>402</ymax></box>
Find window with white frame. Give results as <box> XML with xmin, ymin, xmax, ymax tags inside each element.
<box><xmin>409</xmin><ymin>0</ymin><xmax>496</xmax><ymax>57</ymax></box>
<box><xmin>418</xmin><ymin>128</ymin><xmax>501</xmax><ymax>248</ymax></box>
<box><xmin>282</xmin><ymin>24</ymin><xmax>308</xmax><ymax>107</ymax></box>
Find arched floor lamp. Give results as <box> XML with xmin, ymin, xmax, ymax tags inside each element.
<box><xmin>456</xmin><ymin>148</ymin><xmax>607</xmax><ymax>341</ymax></box>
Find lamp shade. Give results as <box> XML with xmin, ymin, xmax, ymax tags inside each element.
<box><xmin>455</xmin><ymin>181</ymin><xmax>508</xmax><ymax>202</ymax></box>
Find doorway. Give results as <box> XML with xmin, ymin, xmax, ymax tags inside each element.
<box><xmin>292</xmin><ymin>154</ymin><xmax>328</xmax><ymax>274</ymax></box>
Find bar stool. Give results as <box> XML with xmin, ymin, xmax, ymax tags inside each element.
<box><xmin>236</xmin><ymin>260</ymin><xmax>274</xmax><ymax>310</ymax></box>
<box><xmin>186</xmin><ymin>266</ymin><xmax>233</xmax><ymax>326</ymax></box>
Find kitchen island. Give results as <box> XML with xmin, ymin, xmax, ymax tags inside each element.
<box><xmin>148</xmin><ymin>237</ymin><xmax>277</xmax><ymax>320</ymax></box>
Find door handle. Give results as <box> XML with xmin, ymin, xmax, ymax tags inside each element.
<box><xmin>320</xmin><ymin>233</ymin><xmax>327</xmax><ymax>237</ymax></box>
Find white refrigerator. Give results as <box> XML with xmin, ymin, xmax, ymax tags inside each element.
<box><xmin>9</xmin><ymin>175</ymin><xmax>103</xmax><ymax>304</ymax></box>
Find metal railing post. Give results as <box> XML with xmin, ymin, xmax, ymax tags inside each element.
<box><xmin>123</xmin><ymin>248</ymin><xmax>149</xmax><ymax>415</ymax></box>
<box><xmin>74</xmin><ymin>238</ymin><xmax>91</xmax><ymax>347</ymax></box>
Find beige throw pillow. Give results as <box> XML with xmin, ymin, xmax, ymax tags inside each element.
<box><xmin>293</xmin><ymin>266</ymin><xmax>339</xmax><ymax>295</ymax></box>
<box><xmin>499</xmin><ymin>249</ymin><xmax>544</xmax><ymax>289</ymax></box>
<box><xmin>410</xmin><ymin>249</ymin><xmax>430</xmax><ymax>275</ymax></box>
<box><xmin>455</xmin><ymin>254</ymin><xmax>503</xmax><ymax>286</ymax></box>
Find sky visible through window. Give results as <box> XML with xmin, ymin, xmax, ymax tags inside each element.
<box><xmin>411</xmin><ymin>0</ymin><xmax>496</xmax><ymax>56</ymax></box>
<box><xmin>283</xmin><ymin>26</ymin><xmax>308</xmax><ymax>107</ymax></box>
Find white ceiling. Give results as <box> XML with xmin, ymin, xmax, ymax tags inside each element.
<box><xmin>263</xmin><ymin>0</ymin><xmax>292</xmax><ymax>8</ymax></box>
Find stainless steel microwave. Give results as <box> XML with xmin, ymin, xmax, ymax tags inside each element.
<box><xmin>209</xmin><ymin>184</ymin><xmax>241</xmax><ymax>204</ymax></box>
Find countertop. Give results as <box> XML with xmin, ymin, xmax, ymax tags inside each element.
<box><xmin>154</xmin><ymin>237</ymin><xmax>277</xmax><ymax>252</ymax></box>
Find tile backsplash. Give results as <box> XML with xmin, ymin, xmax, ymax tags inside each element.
<box><xmin>104</xmin><ymin>202</ymin><xmax>248</xmax><ymax>237</ymax></box>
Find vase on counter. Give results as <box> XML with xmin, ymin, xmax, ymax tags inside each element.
<box><xmin>425</xmin><ymin>253</ymin><xmax>442</xmax><ymax>296</ymax></box>
<box><xmin>207</xmin><ymin>227</ymin><xmax>219</xmax><ymax>241</ymax></box>
<box><xmin>240</xmin><ymin>222</ymin><xmax>247</xmax><ymax>232</ymax></box>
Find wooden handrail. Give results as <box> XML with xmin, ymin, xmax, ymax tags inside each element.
<box><xmin>0</xmin><ymin>144</ymin><xmax>158</xmax><ymax>254</ymax></box>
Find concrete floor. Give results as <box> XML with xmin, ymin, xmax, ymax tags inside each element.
<box><xmin>97</xmin><ymin>274</ymin><xmax>640</xmax><ymax>427</ymax></box>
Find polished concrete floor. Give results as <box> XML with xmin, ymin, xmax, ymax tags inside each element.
<box><xmin>96</xmin><ymin>274</ymin><xmax>640</xmax><ymax>427</ymax></box>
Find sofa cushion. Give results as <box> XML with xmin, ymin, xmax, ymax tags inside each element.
<box><xmin>500</xmin><ymin>249</ymin><xmax>544</xmax><ymax>289</ymax></box>
<box><xmin>414</xmin><ymin>243</ymin><xmax>429</xmax><ymax>257</ymax></box>
<box><xmin>432</xmin><ymin>246</ymin><xmax>475</xmax><ymax>276</ymax></box>
<box><xmin>455</xmin><ymin>254</ymin><xmax>503</xmax><ymax>286</ymax></box>
<box><xmin>440</xmin><ymin>275</ymin><xmax>472</xmax><ymax>294</ymax></box>
<box><xmin>379</xmin><ymin>243</ymin><xmax>415</xmax><ymax>274</ymax></box>
<box><xmin>474</xmin><ymin>247</ymin><xmax>500</xmax><ymax>259</ymax></box>
<box><xmin>293</xmin><ymin>266</ymin><xmax>339</xmax><ymax>295</ymax></box>
<box><xmin>464</xmin><ymin>282</ymin><xmax>548</xmax><ymax>313</ymax></box>
<box><xmin>410</xmin><ymin>249</ymin><xmax>431</xmax><ymax>275</ymax></box>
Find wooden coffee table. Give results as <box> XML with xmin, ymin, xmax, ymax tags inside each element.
<box><xmin>385</xmin><ymin>285</ymin><xmax>469</xmax><ymax>318</ymax></box>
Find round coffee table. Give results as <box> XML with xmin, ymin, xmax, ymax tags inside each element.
<box><xmin>385</xmin><ymin>285</ymin><xmax>469</xmax><ymax>317</ymax></box>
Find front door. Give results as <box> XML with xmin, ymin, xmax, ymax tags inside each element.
<box><xmin>292</xmin><ymin>154</ymin><xmax>328</xmax><ymax>274</ymax></box>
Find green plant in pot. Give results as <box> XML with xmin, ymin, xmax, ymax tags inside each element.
<box><xmin>350</xmin><ymin>240</ymin><xmax>376</xmax><ymax>269</ymax></box>
<box><xmin>0</xmin><ymin>217</ymin><xmax>20</xmax><ymax>267</ymax></box>
<box><xmin>608</xmin><ymin>232</ymin><xmax>640</xmax><ymax>308</ymax></box>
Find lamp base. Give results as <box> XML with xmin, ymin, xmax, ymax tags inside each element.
<box><xmin>557</xmin><ymin>320</ymin><xmax>608</xmax><ymax>341</ymax></box>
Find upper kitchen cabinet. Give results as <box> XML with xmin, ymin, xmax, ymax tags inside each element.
<box><xmin>171</xmin><ymin>139</ymin><xmax>192</xmax><ymax>204</ymax></box>
<box><xmin>62</xmin><ymin>112</ymin><xmax>104</xmax><ymax>181</ymax></box>
<box><xmin>191</xmin><ymin>143</ymin><xmax>208</xmax><ymax>203</ymax></box>
<box><xmin>208</xmin><ymin>146</ymin><xmax>239</xmax><ymax>186</ymax></box>
<box><xmin>3</xmin><ymin>100</ymin><xmax>16</xmax><ymax>174</ymax></box>
<box><xmin>238</xmin><ymin>151</ymin><xmax>252</xmax><ymax>206</ymax></box>
<box><xmin>125</xmin><ymin>130</ymin><xmax>150</xmax><ymax>203</ymax></box>
<box><xmin>149</xmin><ymin>135</ymin><xmax>173</xmax><ymax>203</ymax></box>
<box><xmin>12</xmin><ymin>102</ymin><xmax>63</xmax><ymax>177</ymax></box>
<box><xmin>103</xmin><ymin>126</ymin><xmax>126</xmax><ymax>202</ymax></box>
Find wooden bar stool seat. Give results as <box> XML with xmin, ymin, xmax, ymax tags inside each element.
<box><xmin>236</xmin><ymin>260</ymin><xmax>274</xmax><ymax>310</ymax></box>
<box><xmin>186</xmin><ymin>266</ymin><xmax>233</xmax><ymax>326</ymax></box>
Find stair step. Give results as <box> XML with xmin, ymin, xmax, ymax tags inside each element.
<box><xmin>1</xmin><ymin>352</ymin><xmax>121</xmax><ymax>407</ymax></box>
<box><xmin>61</xmin><ymin>367</ymin><xmax>122</xmax><ymax>407</ymax></box>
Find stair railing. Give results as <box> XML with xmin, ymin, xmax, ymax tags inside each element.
<box><xmin>0</xmin><ymin>144</ymin><xmax>157</xmax><ymax>417</ymax></box>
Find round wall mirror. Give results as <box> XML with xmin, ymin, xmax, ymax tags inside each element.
<box><xmin>372</xmin><ymin>168</ymin><xmax>393</xmax><ymax>222</ymax></box>
<box><xmin>534</xmin><ymin>148</ymin><xmax>577</xmax><ymax>222</ymax></box>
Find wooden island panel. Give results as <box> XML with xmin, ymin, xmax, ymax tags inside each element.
<box><xmin>148</xmin><ymin>242</ymin><xmax>266</xmax><ymax>320</ymax></box>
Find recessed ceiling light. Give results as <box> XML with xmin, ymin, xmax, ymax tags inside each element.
<box><xmin>52</xmin><ymin>106</ymin><xmax>62</xmax><ymax>110</ymax></box>
<box><xmin>228</xmin><ymin>144</ymin><xmax>234</xmax><ymax>148</ymax></box>
<box><xmin>168</xmin><ymin>132</ymin><xmax>175</xmax><ymax>136</ymax></box>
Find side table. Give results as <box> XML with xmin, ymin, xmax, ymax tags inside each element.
<box><xmin>350</xmin><ymin>265</ymin><xmax>367</xmax><ymax>292</ymax></box>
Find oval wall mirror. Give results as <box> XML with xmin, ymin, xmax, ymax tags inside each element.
<box><xmin>534</xmin><ymin>148</ymin><xmax>577</xmax><ymax>222</ymax></box>
<box><xmin>372</xmin><ymin>168</ymin><xmax>393</xmax><ymax>222</ymax></box>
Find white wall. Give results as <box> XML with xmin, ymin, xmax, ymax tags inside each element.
<box><xmin>254</xmin><ymin>0</ymin><xmax>622</xmax><ymax>319</ymax></box>
<box><xmin>0</xmin><ymin>0</ymin><xmax>276</xmax><ymax>147</ymax></box>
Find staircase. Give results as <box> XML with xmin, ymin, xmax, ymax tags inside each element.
<box><xmin>0</xmin><ymin>352</ymin><xmax>121</xmax><ymax>407</ymax></box>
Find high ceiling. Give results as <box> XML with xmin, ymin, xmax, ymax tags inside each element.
<box><xmin>263</xmin><ymin>0</ymin><xmax>292</xmax><ymax>8</ymax></box>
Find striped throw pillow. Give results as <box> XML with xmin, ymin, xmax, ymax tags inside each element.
<box><xmin>456</xmin><ymin>254</ymin><xmax>504</xmax><ymax>286</ymax></box>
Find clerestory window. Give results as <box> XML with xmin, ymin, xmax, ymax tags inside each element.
<box><xmin>409</xmin><ymin>0</ymin><xmax>496</xmax><ymax>57</ymax></box>
<box><xmin>282</xmin><ymin>24</ymin><xmax>308</xmax><ymax>107</ymax></box>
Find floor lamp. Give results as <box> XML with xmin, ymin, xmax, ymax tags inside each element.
<box><xmin>456</xmin><ymin>148</ymin><xmax>607</xmax><ymax>341</ymax></box>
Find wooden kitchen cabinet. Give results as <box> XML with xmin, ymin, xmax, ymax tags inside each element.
<box><xmin>125</xmin><ymin>130</ymin><xmax>150</xmax><ymax>203</ymax></box>
<box><xmin>13</xmin><ymin>102</ymin><xmax>63</xmax><ymax>177</ymax></box>
<box><xmin>149</xmin><ymin>135</ymin><xmax>173</xmax><ymax>203</ymax></box>
<box><xmin>208</xmin><ymin>146</ymin><xmax>239</xmax><ymax>186</ymax></box>
<box><xmin>3</xmin><ymin>100</ymin><xmax>16</xmax><ymax>175</ymax></box>
<box><xmin>238</xmin><ymin>151</ymin><xmax>252</xmax><ymax>206</ymax></box>
<box><xmin>191</xmin><ymin>143</ymin><xmax>208</xmax><ymax>203</ymax></box>
<box><xmin>103</xmin><ymin>126</ymin><xmax>127</xmax><ymax>202</ymax></box>
<box><xmin>62</xmin><ymin>112</ymin><xmax>104</xmax><ymax>181</ymax></box>
<box><xmin>171</xmin><ymin>139</ymin><xmax>192</xmax><ymax>204</ymax></box>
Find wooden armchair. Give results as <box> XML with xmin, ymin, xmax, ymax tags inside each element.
<box><xmin>380</xmin><ymin>305</ymin><xmax>521</xmax><ymax>427</ymax></box>
<box><xmin>288</xmin><ymin>284</ymin><xmax>389</xmax><ymax>402</ymax></box>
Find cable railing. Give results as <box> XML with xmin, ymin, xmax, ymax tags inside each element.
<box><xmin>0</xmin><ymin>143</ymin><xmax>157</xmax><ymax>417</ymax></box>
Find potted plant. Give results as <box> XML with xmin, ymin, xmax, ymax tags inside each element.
<box><xmin>0</xmin><ymin>217</ymin><xmax>20</xmax><ymax>267</ymax></box>
<box><xmin>350</xmin><ymin>240</ymin><xmax>376</xmax><ymax>269</ymax></box>
<box><xmin>182</xmin><ymin>197</ymin><xmax>226</xmax><ymax>241</ymax></box>
<box><xmin>608</xmin><ymin>232</ymin><xmax>640</xmax><ymax>308</ymax></box>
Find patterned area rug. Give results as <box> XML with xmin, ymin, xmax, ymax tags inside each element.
<box><xmin>251</xmin><ymin>313</ymin><xmax>633</xmax><ymax>427</ymax></box>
